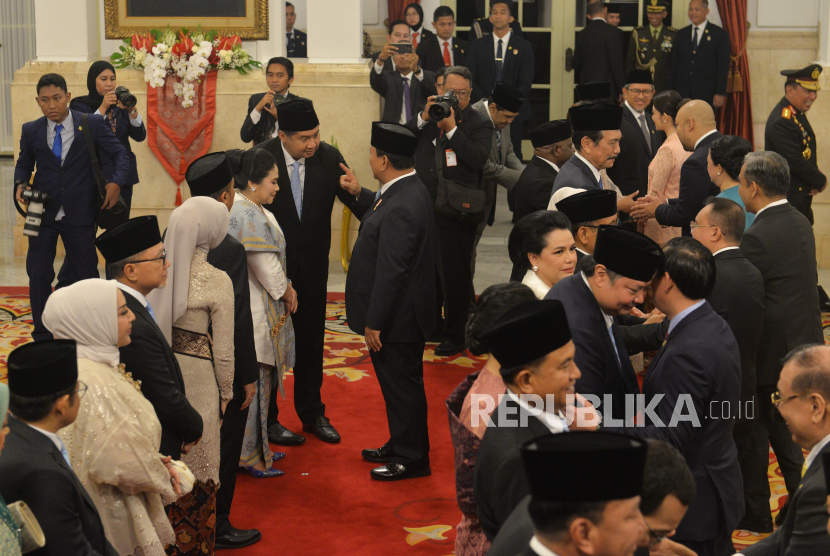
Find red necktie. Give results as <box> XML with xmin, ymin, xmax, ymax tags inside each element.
<box><xmin>443</xmin><ymin>41</ymin><xmax>451</xmax><ymax>66</ymax></box>
<box><xmin>412</xmin><ymin>32</ymin><xmax>419</xmax><ymax>50</ymax></box>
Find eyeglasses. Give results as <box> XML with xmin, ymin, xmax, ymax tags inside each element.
<box><xmin>444</xmin><ymin>89</ymin><xmax>471</xmax><ymax>99</ymax></box>
<box><xmin>771</xmin><ymin>390</ymin><xmax>805</xmax><ymax>407</ymax></box>
<box><xmin>689</xmin><ymin>221</ymin><xmax>718</xmax><ymax>229</ymax></box>
<box><xmin>582</xmin><ymin>219</ymin><xmax>621</xmax><ymax>228</ymax></box>
<box><xmin>72</xmin><ymin>381</ymin><xmax>88</xmax><ymax>399</ymax></box>
<box><xmin>646</xmin><ymin>522</ymin><xmax>672</xmax><ymax>546</ymax></box>
<box><xmin>627</xmin><ymin>88</ymin><xmax>655</xmax><ymax>97</ymax></box>
<box><xmin>132</xmin><ymin>248</ymin><xmax>167</xmax><ymax>265</ymax></box>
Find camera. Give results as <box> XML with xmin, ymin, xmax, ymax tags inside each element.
<box><xmin>14</xmin><ymin>185</ymin><xmax>52</xmax><ymax>238</ymax></box>
<box><xmin>115</xmin><ymin>86</ymin><xmax>137</xmax><ymax>109</ymax></box>
<box><xmin>428</xmin><ymin>91</ymin><xmax>461</xmax><ymax>121</ymax></box>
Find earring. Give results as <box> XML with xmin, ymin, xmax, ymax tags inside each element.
<box><xmin>717</xmin><ymin>172</ymin><xmax>722</xmax><ymax>176</ymax></box>
<box><xmin>532</xmin><ymin>266</ymin><xmax>539</xmax><ymax>272</ymax></box>
<box><xmin>251</xmin><ymin>187</ymin><xmax>257</xmax><ymax>191</ymax></box>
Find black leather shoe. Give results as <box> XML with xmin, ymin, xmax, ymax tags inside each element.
<box><xmin>736</xmin><ymin>518</ymin><xmax>774</xmax><ymax>534</ymax></box>
<box><xmin>362</xmin><ymin>442</ymin><xmax>395</xmax><ymax>463</ymax></box>
<box><xmin>302</xmin><ymin>416</ymin><xmax>341</xmax><ymax>443</ymax></box>
<box><xmin>215</xmin><ymin>525</ymin><xmax>262</xmax><ymax>549</ymax></box>
<box><xmin>267</xmin><ymin>423</ymin><xmax>306</xmax><ymax>446</ymax></box>
<box><xmin>370</xmin><ymin>462</ymin><xmax>431</xmax><ymax>481</ymax></box>
<box><xmin>434</xmin><ymin>339</ymin><xmax>465</xmax><ymax>357</ymax></box>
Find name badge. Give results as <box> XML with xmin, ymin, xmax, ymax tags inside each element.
<box><xmin>445</xmin><ymin>149</ymin><xmax>458</xmax><ymax>167</ymax></box>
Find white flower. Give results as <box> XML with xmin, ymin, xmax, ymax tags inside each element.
<box><xmin>134</xmin><ymin>51</ymin><xmax>145</xmax><ymax>63</ymax></box>
<box><xmin>151</xmin><ymin>45</ymin><xmax>160</xmax><ymax>55</ymax></box>
<box><xmin>199</xmin><ymin>41</ymin><xmax>212</xmax><ymax>50</ymax></box>
<box><xmin>162</xmin><ymin>52</ymin><xmax>170</xmax><ymax>60</ymax></box>
<box><xmin>182</xmin><ymin>99</ymin><xmax>194</xmax><ymax>108</ymax></box>
<box><xmin>157</xmin><ymin>43</ymin><xmax>168</xmax><ymax>53</ymax></box>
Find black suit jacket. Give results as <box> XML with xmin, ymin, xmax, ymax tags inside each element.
<box><xmin>546</xmin><ymin>274</ymin><xmax>640</xmax><ymax>422</ymax></box>
<box><xmin>621</xmin><ymin>106</ymin><xmax>665</xmax><ymax>168</ymax></box>
<box><xmin>466</xmin><ymin>32</ymin><xmax>534</xmax><ymax>121</ymax></box>
<box><xmin>740</xmin><ymin>202</ymin><xmax>824</xmax><ymax>385</ymax></box>
<box><xmin>605</xmin><ymin>302</ymin><xmax>744</xmax><ymax>541</ymax></box>
<box><xmin>346</xmin><ymin>173</ymin><xmax>436</xmax><ymax>341</ymax></box>
<box><xmin>287</xmin><ymin>29</ymin><xmax>307</xmax><ymax>58</ymax></box>
<box><xmin>474</xmin><ymin>395</ymin><xmax>553</xmax><ymax>540</ymax></box>
<box><xmin>0</xmin><ymin>417</ymin><xmax>118</xmax><ymax>556</ymax></box>
<box><xmin>654</xmin><ymin>131</ymin><xmax>721</xmax><ymax>235</ymax></box>
<box><xmin>239</xmin><ymin>91</ymin><xmax>299</xmax><ymax>144</ymax></box>
<box><xmin>573</xmin><ymin>19</ymin><xmax>627</xmax><ymax>94</ymax></box>
<box><xmin>119</xmin><ymin>290</ymin><xmax>204</xmax><ymax>458</ymax></box>
<box><xmin>254</xmin><ymin>140</ymin><xmax>374</xmax><ymax>296</ymax></box>
<box><xmin>415</xmin><ymin>35</ymin><xmax>467</xmax><ymax>72</ymax></box>
<box><xmin>606</xmin><ymin>117</ymin><xmax>648</xmax><ymax>196</ymax></box>
<box><xmin>551</xmin><ymin>155</ymin><xmax>602</xmax><ymax>197</ymax></box>
<box><xmin>514</xmin><ymin>156</ymin><xmax>558</xmax><ymax>220</ymax></box>
<box><xmin>741</xmin><ymin>442</ymin><xmax>830</xmax><ymax>555</ymax></box>
<box><xmin>406</xmin><ymin>104</ymin><xmax>493</xmax><ymax>204</ymax></box>
<box><xmin>707</xmin><ymin>248</ymin><xmax>764</xmax><ymax>412</ymax></box>
<box><xmin>370</xmin><ymin>67</ymin><xmax>437</xmax><ymax>124</ymax></box>
<box><xmin>667</xmin><ymin>22</ymin><xmax>731</xmax><ymax>104</ymax></box>
<box><xmin>207</xmin><ymin>234</ymin><xmax>259</xmax><ymax>391</ymax></box>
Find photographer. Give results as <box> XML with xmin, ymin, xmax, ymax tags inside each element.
<box><xmin>70</xmin><ymin>61</ymin><xmax>144</xmax><ymax>213</ymax></box>
<box><xmin>371</xmin><ymin>20</ymin><xmax>437</xmax><ymax>125</ymax></box>
<box><xmin>406</xmin><ymin>65</ymin><xmax>493</xmax><ymax>357</ymax></box>
<box><xmin>15</xmin><ymin>73</ymin><xmax>128</xmax><ymax>341</ymax></box>
<box><xmin>240</xmin><ymin>57</ymin><xmax>298</xmax><ymax>145</ymax></box>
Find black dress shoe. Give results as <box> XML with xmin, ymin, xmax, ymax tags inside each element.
<box><xmin>737</xmin><ymin>518</ymin><xmax>774</xmax><ymax>534</ymax></box>
<box><xmin>302</xmin><ymin>415</ymin><xmax>341</xmax><ymax>443</ymax></box>
<box><xmin>434</xmin><ymin>339</ymin><xmax>465</xmax><ymax>357</ymax></box>
<box><xmin>215</xmin><ymin>525</ymin><xmax>262</xmax><ymax>549</ymax></box>
<box><xmin>362</xmin><ymin>442</ymin><xmax>395</xmax><ymax>463</ymax></box>
<box><xmin>267</xmin><ymin>423</ymin><xmax>306</xmax><ymax>446</ymax></box>
<box><xmin>370</xmin><ymin>462</ymin><xmax>431</xmax><ymax>481</ymax></box>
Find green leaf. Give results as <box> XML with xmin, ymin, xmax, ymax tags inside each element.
<box><xmin>111</xmin><ymin>53</ymin><xmax>122</xmax><ymax>60</ymax></box>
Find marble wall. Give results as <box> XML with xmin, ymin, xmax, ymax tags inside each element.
<box><xmin>10</xmin><ymin>60</ymin><xmax>380</xmax><ymax>263</ymax></box>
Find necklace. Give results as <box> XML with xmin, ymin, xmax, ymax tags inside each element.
<box><xmin>237</xmin><ymin>191</ymin><xmax>264</xmax><ymax>213</ymax></box>
<box><xmin>116</xmin><ymin>363</ymin><xmax>142</xmax><ymax>392</ymax></box>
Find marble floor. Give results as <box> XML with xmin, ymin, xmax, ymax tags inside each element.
<box><xmin>3</xmin><ymin>155</ymin><xmax>829</xmax><ymax>293</ymax></box>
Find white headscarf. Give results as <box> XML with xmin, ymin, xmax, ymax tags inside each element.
<box><xmin>547</xmin><ymin>187</ymin><xmax>585</xmax><ymax>211</ymax></box>
<box><xmin>147</xmin><ymin>196</ymin><xmax>229</xmax><ymax>344</ymax></box>
<box><xmin>42</xmin><ymin>278</ymin><xmax>122</xmax><ymax>367</ymax></box>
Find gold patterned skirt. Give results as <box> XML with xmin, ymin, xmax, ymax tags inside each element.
<box><xmin>164</xmin><ymin>480</ymin><xmax>217</xmax><ymax>556</ymax></box>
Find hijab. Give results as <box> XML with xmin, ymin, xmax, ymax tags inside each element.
<box><xmin>147</xmin><ymin>196</ymin><xmax>229</xmax><ymax>344</ymax></box>
<box><xmin>42</xmin><ymin>279</ymin><xmax>122</xmax><ymax>367</ymax></box>
<box><xmin>406</xmin><ymin>3</ymin><xmax>425</xmax><ymax>33</ymax></box>
<box><xmin>72</xmin><ymin>60</ymin><xmax>116</xmax><ymax>111</ymax></box>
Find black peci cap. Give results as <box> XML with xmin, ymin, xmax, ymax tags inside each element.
<box><xmin>593</xmin><ymin>225</ymin><xmax>663</xmax><ymax>282</ymax></box>
<box><xmin>626</xmin><ymin>69</ymin><xmax>653</xmax><ymax>86</ymax></box>
<box><xmin>576</xmin><ymin>81</ymin><xmax>612</xmax><ymax>102</ymax></box>
<box><xmin>186</xmin><ymin>152</ymin><xmax>234</xmax><ymax>197</ymax></box>
<box><xmin>529</xmin><ymin>120</ymin><xmax>572</xmax><ymax>148</ymax></box>
<box><xmin>555</xmin><ymin>190</ymin><xmax>618</xmax><ymax>223</ymax></box>
<box><xmin>371</xmin><ymin>122</ymin><xmax>419</xmax><ymax>158</ymax></box>
<box><xmin>7</xmin><ymin>339</ymin><xmax>78</xmax><ymax>398</ymax></box>
<box><xmin>95</xmin><ymin>216</ymin><xmax>163</xmax><ymax>264</ymax></box>
<box><xmin>491</xmin><ymin>82</ymin><xmax>525</xmax><ymax>113</ymax></box>
<box><xmin>277</xmin><ymin>98</ymin><xmax>320</xmax><ymax>132</ymax></box>
<box><xmin>569</xmin><ymin>103</ymin><xmax>623</xmax><ymax>131</ymax></box>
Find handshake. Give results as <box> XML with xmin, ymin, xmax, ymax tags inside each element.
<box><xmin>627</xmin><ymin>189</ymin><xmax>668</xmax><ymax>222</ymax></box>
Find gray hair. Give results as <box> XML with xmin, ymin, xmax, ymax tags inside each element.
<box><xmin>784</xmin><ymin>344</ymin><xmax>830</xmax><ymax>402</ymax></box>
<box><xmin>742</xmin><ymin>151</ymin><xmax>790</xmax><ymax>198</ymax></box>
<box><xmin>444</xmin><ymin>65</ymin><xmax>472</xmax><ymax>86</ymax></box>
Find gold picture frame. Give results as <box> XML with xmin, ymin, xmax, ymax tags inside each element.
<box><xmin>104</xmin><ymin>0</ymin><xmax>269</xmax><ymax>40</ymax></box>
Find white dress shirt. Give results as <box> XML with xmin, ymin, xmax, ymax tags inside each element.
<box><xmin>529</xmin><ymin>536</ymin><xmax>563</xmax><ymax>556</ymax></box>
<box><xmin>25</xmin><ymin>422</ymin><xmax>64</xmax><ymax>453</ymax></box>
<box><xmin>694</xmin><ymin>129</ymin><xmax>719</xmax><ymax>150</ymax></box>
<box><xmin>536</xmin><ymin>156</ymin><xmax>560</xmax><ymax>173</ymax></box>
<box><xmin>438</xmin><ymin>37</ymin><xmax>455</xmax><ymax>65</ymax></box>
<box><xmin>572</xmin><ymin>151</ymin><xmax>602</xmax><ymax>183</ymax></box>
<box><xmin>379</xmin><ymin>170</ymin><xmax>416</xmax><ymax>196</ymax></box>
<box><xmin>282</xmin><ymin>141</ymin><xmax>306</xmax><ymax>195</ymax></box>
<box><xmin>754</xmin><ymin>198</ymin><xmax>788</xmax><ymax>218</ymax></box>
<box><xmin>691</xmin><ymin>20</ymin><xmax>708</xmax><ymax>46</ymax></box>
<box><xmin>249</xmin><ymin>94</ymin><xmax>288</xmax><ymax>139</ymax></box>
<box><xmin>97</xmin><ymin>108</ymin><xmax>144</xmax><ymax>127</ymax></box>
<box><xmin>504</xmin><ymin>389</ymin><xmax>568</xmax><ymax>434</ymax></box>
<box><xmin>116</xmin><ymin>282</ymin><xmax>149</xmax><ymax>308</ymax></box>
<box><xmin>624</xmin><ymin>100</ymin><xmax>644</xmax><ymax>120</ymax></box>
<box><xmin>416</xmin><ymin>113</ymin><xmax>458</xmax><ymax>141</ymax></box>
<box><xmin>805</xmin><ymin>432</ymin><xmax>830</xmax><ymax>474</ymax></box>
<box><xmin>581</xmin><ymin>272</ymin><xmax>619</xmax><ymax>364</ymax></box>
<box><xmin>48</xmin><ymin>111</ymin><xmax>74</xmax><ymax>221</ymax></box>
<box><xmin>493</xmin><ymin>30</ymin><xmax>512</xmax><ymax>59</ymax></box>
<box><xmin>712</xmin><ymin>246</ymin><xmax>740</xmax><ymax>256</ymax></box>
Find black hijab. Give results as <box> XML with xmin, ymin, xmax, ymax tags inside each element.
<box><xmin>406</xmin><ymin>3</ymin><xmax>425</xmax><ymax>33</ymax></box>
<box><xmin>71</xmin><ymin>61</ymin><xmax>116</xmax><ymax>111</ymax></box>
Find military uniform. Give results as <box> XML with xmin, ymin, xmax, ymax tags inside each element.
<box><xmin>626</xmin><ymin>1</ymin><xmax>676</xmax><ymax>93</ymax></box>
<box><xmin>765</xmin><ymin>65</ymin><xmax>826</xmax><ymax>224</ymax></box>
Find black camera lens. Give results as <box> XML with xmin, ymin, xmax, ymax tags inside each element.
<box><xmin>115</xmin><ymin>86</ymin><xmax>137</xmax><ymax>109</ymax></box>
<box><xmin>428</xmin><ymin>102</ymin><xmax>451</xmax><ymax>121</ymax></box>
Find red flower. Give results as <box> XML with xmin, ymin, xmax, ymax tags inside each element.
<box><xmin>215</xmin><ymin>33</ymin><xmax>242</xmax><ymax>51</ymax></box>
<box><xmin>171</xmin><ymin>30</ymin><xmax>195</xmax><ymax>57</ymax></box>
<box><xmin>131</xmin><ymin>33</ymin><xmax>154</xmax><ymax>51</ymax></box>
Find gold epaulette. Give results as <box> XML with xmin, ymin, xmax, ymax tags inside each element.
<box><xmin>782</xmin><ymin>106</ymin><xmax>792</xmax><ymax>119</ymax></box>
<box><xmin>667</xmin><ymin>26</ymin><xmax>677</xmax><ymax>32</ymax></box>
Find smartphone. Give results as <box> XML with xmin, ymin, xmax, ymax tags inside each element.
<box><xmin>391</xmin><ymin>42</ymin><xmax>413</xmax><ymax>55</ymax></box>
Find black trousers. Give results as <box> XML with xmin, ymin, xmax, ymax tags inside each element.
<box><xmin>369</xmin><ymin>339</ymin><xmax>430</xmax><ymax>466</ymax></box>
<box><xmin>742</xmin><ymin>383</ymin><xmax>804</xmax><ymax>526</ymax></box>
<box><xmin>788</xmin><ymin>188</ymin><xmax>814</xmax><ymax>224</ymax></box>
<box><xmin>509</xmin><ymin>116</ymin><xmax>525</xmax><ymax>164</ymax></box>
<box><xmin>28</xmin><ymin>219</ymin><xmax>99</xmax><ymax>341</ymax></box>
<box><xmin>435</xmin><ymin>215</ymin><xmax>478</xmax><ymax>344</ymax></box>
<box><xmin>675</xmin><ymin>529</ymin><xmax>733</xmax><ymax>556</ymax></box>
<box><xmin>268</xmin><ymin>282</ymin><xmax>327</xmax><ymax>427</ymax></box>
<box><xmin>216</xmin><ymin>381</ymin><xmax>251</xmax><ymax>528</ymax></box>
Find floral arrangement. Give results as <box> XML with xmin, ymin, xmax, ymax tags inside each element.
<box><xmin>111</xmin><ymin>26</ymin><xmax>261</xmax><ymax>108</ymax></box>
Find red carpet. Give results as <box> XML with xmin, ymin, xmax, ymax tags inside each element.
<box><xmin>1</xmin><ymin>290</ymin><xmax>826</xmax><ymax>553</ymax></box>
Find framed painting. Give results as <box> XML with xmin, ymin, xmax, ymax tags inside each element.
<box><xmin>104</xmin><ymin>0</ymin><xmax>269</xmax><ymax>40</ymax></box>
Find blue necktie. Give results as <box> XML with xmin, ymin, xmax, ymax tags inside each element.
<box><xmin>59</xmin><ymin>440</ymin><xmax>72</xmax><ymax>468</ymax></box>
<box><xmin>375</xmin><ymin>190</ymin><xmax>381</xmax><ymax>202</ymax></box>
<box><xmin>291</xmin><ymin>161</ymin><xmax>303</xmax><ymax>219</ymax></box>
<box><xmin>52</xmin><ymin>123</ymin><xmax>64</xmax><ymax>164</ymax></box>
<box><xmin>145</xmin><ymin>301</ymin><xmax>157</xmax><ymax>323</ymax></box>
<box><xmin>598</xmin><ymin>174</ymin><xmax>604</xmax><ymax>190</ymax></box>
<box><xmin>495</xmin><ymin>39</ymin><xmax>504</xmax><ymax>83</ymax></box>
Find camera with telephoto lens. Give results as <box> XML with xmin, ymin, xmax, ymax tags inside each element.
<box><xmin>14</xmin><ymin>185</ymin><xmax>52</xmax><ymax>238</ymax></box>
<box><xmin>115</xmin><ymin>86</ymin><xmax>137</xmax><ymax>109</ymax></box>
<box><xmin>428</xmin><ymin>91</ymin><xmax>461</xmax><ymax>121</ymax></box>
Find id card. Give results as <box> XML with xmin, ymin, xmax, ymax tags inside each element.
<box><xmin>445</xmin><ymin>149</ymin><xmax>458</xmax><ymax>167</ymax></box>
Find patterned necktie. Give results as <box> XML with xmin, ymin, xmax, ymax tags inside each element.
<box><xmin>287</xmin><ymin>32</ymin><xmax>295</xmax><ymax>55</ymax></box>
<box><xmin>59</xmin><ymin>440</ymin><xmax>72</xmax><ymax>468</ymax></box>
<box><xmin>402</xmin><ymin>76</ymin><xmax>413</xmax><ymax>121</ymax></box>
<box><xmin>495</xmin><ymin>130</ymin><xmax>502</xmax><ymax>164</ymax></box>
<box><xmin>692</xmin><ymin>27</ymin><xmax>699</xmax><ymax>51</ymax></box>
<box><xmin>291</xmin><ymin>161</ymin><xmax>303</xmax><ymax>219</ymax></box>
<box><xmin>52</xmin><ymin>123</ymin><xmax>64</xmax><ymax>163</ymax></box>
<box><xmin>495</xmin><ymin>39</ymin><xmax>504</xmax><ymax>83</ymax></box>
<box><xmin>443</xmin><ymin>41</ymin><xmax>451</xmax><ymax>66</ymax></box>
<box><xmin>598</xmin><ymin>174</ymin><xmax>604</xmax><ymax>190</ymax></box>
<box><xmin>412</xmin><ymin>32</ymin><xmax>419</xmax><ymax>50</ymax></box>
<box><xmin>639</xmin><ymin>114</ymin><xmax>652</xmax><ymax>154</ymax></box>
<box><xmin>145</xmin><ymin>301</ymin><xmax>157</xmax><ymax>323</ymax></box>
<box><xmin>802</xmin><ymin>460</ymin><xmax>808</xmax><ymax>477</ymax></box>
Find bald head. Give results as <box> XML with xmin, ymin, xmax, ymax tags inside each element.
<box><xmin>675</xmin><ymin>100</ymin><xmax>717</xmax><ymax>151</ymax></box>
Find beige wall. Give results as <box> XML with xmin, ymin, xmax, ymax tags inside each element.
<box><xmin>10</xmin><ymin>61</ymin><xmax>380</xmax><ymax>263</ymax></box>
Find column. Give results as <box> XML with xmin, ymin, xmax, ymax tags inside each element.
<box><xmin>819</xmin><ymin>0</ymin><xmax>830</xmax><ymax>65</ymax></box>
<box><xmin>35</xmin><ymin>0</ymin><xmax>98</xmax><ymax>61</ymax></box>
<box><xmin>251</xmin><ymin>0</ymin><xmax>287</xmax><ymax>63</ymax></box>
<box><xmin>307</xmin><ymin>0</ymin><xmax>364</xmax><ymax>63</ymax></box>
